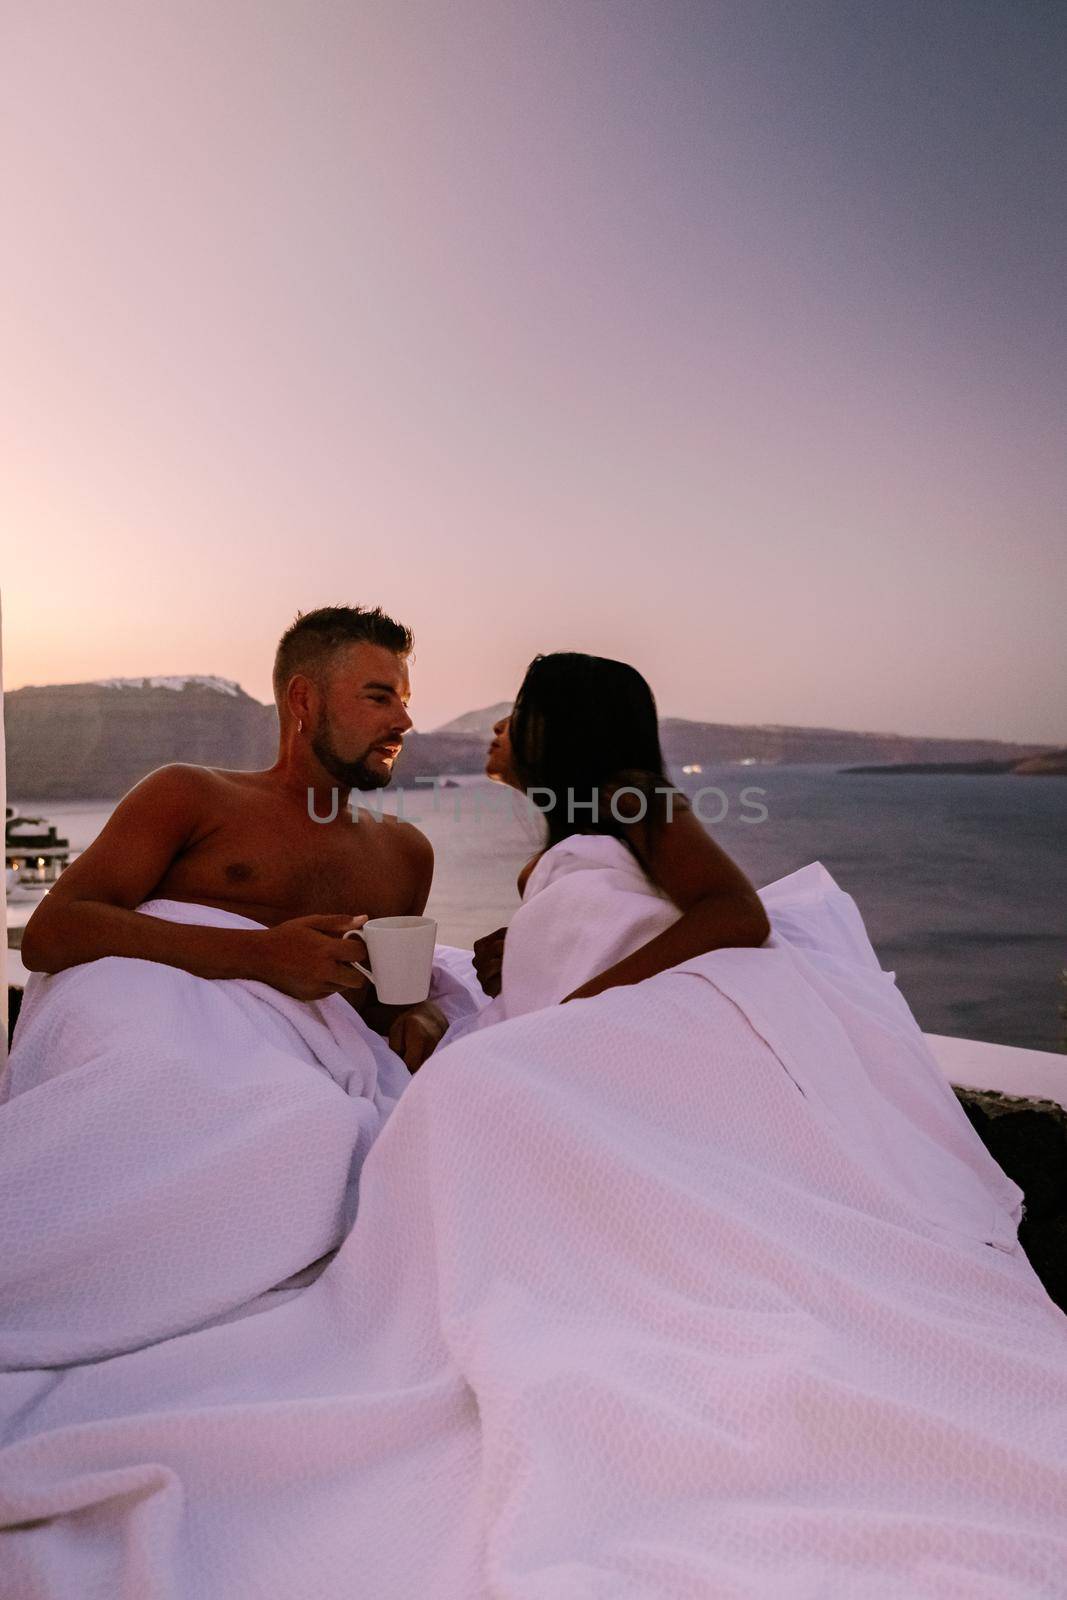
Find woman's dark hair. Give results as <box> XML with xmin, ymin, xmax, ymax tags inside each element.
<box><xmin>508</xmin><ymin>652</ymin><xmax>671</xmax><ymax>853</ymax></box>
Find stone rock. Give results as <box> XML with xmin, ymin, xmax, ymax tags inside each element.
<box><xmin>955</xmin><ymin>1086</ymin><xmax>1067</xmax><ymax>1312</ymax></box>
<box><xmin>6</xmin><ymin>985</ymin><xmax>23</xmax><ymax>1050</ymax></box>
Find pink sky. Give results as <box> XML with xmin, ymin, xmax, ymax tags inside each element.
<box><xmin>3</xmin><ymin>2</ymin><xmax>1065</xmax><ymax>741</ymax></box>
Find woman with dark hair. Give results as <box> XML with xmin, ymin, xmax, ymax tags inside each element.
<box><xmin>472</xmin><ymin>652</ymin><xmax>769</xmax><ymax>1012</ymax></box>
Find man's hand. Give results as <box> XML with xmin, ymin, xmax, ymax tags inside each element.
<box><xmin>254</xmin><ymin>914</ymin><xmax>372</xmax><ymax>1002</ymax></box>
<box><xmin>472</xmin><ymin>926</ymin><xmax>507</xmax><ymax>998</ymax></box>
<box><xmin>387</xmin><ymin>1000</ymin><xmax>448</xmax><ymax>1072</ymax></box>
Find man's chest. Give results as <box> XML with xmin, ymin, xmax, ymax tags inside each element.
<box><xmin>179</xmin><ymin>813</ymin><xmax>416</xmax><ymax>920</ymax></box>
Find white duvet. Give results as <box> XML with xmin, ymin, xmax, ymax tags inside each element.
<box><xmin>2</xmin><ymin>865</ymin><xmax>1066</xmax><ymax>1598</ymax></box>
<box><xmin>0</xmin><ymin>898</ymin><xmax>480</xmax><ymax>1365</ymax></box>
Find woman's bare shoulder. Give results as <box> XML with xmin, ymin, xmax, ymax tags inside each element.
<box><xmin>517</xmin><ymin>850</ymin><xmax>545</xmax><ymax>897</ymax></box>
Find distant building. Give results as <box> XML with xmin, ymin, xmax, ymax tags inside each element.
<box><xmin>5</xmin><ymin>807</ymin><xmax>71</xmax><ymax>886</ymax></box>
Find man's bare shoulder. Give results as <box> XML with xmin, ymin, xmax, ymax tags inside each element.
<box><xmin>135</xmin><ymin>763</ymin><xmax>281</xmax><ymax>796</ymax></box>
<box><xmin>376</xmin><ymin>813</ymin><xmax>434</xmax><ymax>865</ymax></box>
<box><xmin>117</xmin><ymin>764</ymin><xmax>254</xmax><ymax>831</ymax></box>
<box><xmin>128</xmin><ymin>763</ymin><xmax>233</xmax><ymax>802</ymax></box>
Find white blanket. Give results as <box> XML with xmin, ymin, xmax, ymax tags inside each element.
<box><xmin>463</xmin><ymin>833</ymin><xmax>679</xmax><ymax>1030</ymax></box>
<box><xmin>461</xmin><ymin>836</ymin><xmax>915</xmax><ymax>1024</ymax></box>
<box><xmin>2</xmin><ymin>876</ymin><xmax>1067</xmax><ymax>1597</ymax></box>
<box><xmin>467</xmin><ymin>847</ymin><xmax>1024</xmax><ymax>1251</ymax></box>
<box><xmin>0</xmin><ymin>899</ymin><xmax>480</xmax><ymax>1366</ymax></box>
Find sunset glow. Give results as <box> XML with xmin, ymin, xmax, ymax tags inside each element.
<box><xmin>3</xmin><ymin>2</ymin><xmax>1064</xmax><ymax>741</ymax></box>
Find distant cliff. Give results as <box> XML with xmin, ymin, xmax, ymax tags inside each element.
<box><xmin>4</xmin><ymin>678</ymin><xmax>1055</xmax><ymax>800</ymax></box>
<box><xmin>1014</xmin><ymin>750</ymin><xmax>1067</xmax><ymax>776</ymax></box>
<box><xmin>846</xmin><ymin>749</ymin><xmax>1067</xmax><ymax>777</ymax></box>
<box><xmin>436</xmin><ymin>703</ymin><xmax>512</xmax><ymax>736</ymax></box>
<box><xmin>4</xmin><ymin>678</ymin><xmax>485</xmax><ymax>799</ymax></box>
<box><xmin>5</xmin><ymin>679</ymin><xmax>279</xmax><ymax>799</ymax></box>
<box><xmin>436</xmin><ymin>703</ymin><xmax>1052</xmax><ymax>770</ymax></box>
<box><xmin>655</xmin><ymin>719</ymin><xmax>1049</xmax><ymax>771</ymax></box>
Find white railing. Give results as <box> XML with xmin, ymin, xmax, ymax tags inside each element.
<box><xmin>925</xmin><ymin>1033</ymin><xmax>1067</xmax><ymax>1111</ymax></box>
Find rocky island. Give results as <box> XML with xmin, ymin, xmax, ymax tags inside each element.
<box><xmin>845</xmin><ymin>749</ymin><xmax>1067</xmax><ymax>777</ymax></box>
<box><xmin>5</xmin><ymin>679</ymin><xmax>1057</xmax><ymax>799</ymax></box>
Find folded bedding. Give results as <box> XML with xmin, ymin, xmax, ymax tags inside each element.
<box><xmin>0</xmin><ymin>898</ymin><xmax>480</xmax><ymax>1364</ymax></box>
<box><xmin>2</xmin><ymin>870</ymin><xmax>1065</xmax><ymax>1599</ymax></box>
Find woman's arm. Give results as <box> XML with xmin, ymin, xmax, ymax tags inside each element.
<box><xmin>563</xmin><ymin>795</ymin><xmax>769</xmax><ymax>1002</ymax></box>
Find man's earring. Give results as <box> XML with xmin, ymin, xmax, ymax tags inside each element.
<box><xmin>297</xmin><ymin>718</ymin><xmax>303</xmax><ymax>734</ymax></box>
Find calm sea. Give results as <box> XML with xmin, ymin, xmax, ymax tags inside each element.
<box><xmin>12</xmin><ymin>768</ymin><xmax>1067</xmax><ymax>1052</ymax></box>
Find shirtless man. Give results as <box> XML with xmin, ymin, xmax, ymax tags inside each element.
<box><xmin>21</xmin><ymin>605</ymin><xmax>448</xmax><ymax>1069</ymax></box>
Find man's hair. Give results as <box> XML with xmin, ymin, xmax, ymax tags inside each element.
<box><xmin>273</xmin><ymin>605</ymin><xmax>413</xmax><ymax>706</ymax></box>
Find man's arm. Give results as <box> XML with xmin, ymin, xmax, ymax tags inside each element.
<box><xmin>20</xmin><ymin>766</ymin><xmax>367</xmax><ymax>1002</ymax></box>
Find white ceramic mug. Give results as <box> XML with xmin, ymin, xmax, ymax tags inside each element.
<box><xmin>344</xmin><ymin>915</ymin><xmax>437</xmax><ymax>1004</ymax></box>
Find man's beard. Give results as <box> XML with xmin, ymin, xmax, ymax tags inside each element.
<box><xmin>310</xmin><ymin>713</ymin><xmax>396</xmax><ymax>791</ymax></box>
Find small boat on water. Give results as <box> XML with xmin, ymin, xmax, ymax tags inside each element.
<box><xmin>5</xmin><ymin>807</ymin><xmax>71</xmax><ymax>903</ymax></box>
